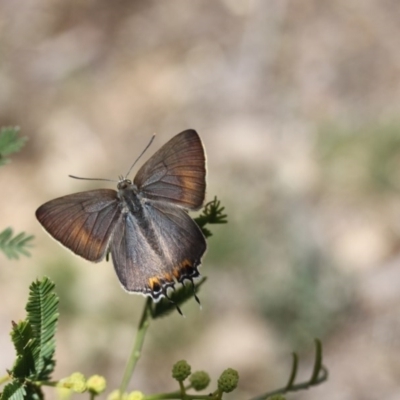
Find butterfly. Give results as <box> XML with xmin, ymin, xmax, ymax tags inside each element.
<box><xmin>36</xmin><ymin>130</ymin><xmax>207</xmax><ymax>301</ymax></box>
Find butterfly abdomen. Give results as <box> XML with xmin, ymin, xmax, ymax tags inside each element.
<box><xmin>118</xmin><ymin>184</ymin><xmax>166</xmax><ymax>260</ymax></box>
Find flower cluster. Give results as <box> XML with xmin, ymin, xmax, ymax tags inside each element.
<box><xmin>58</xmin><ymin>372</ymin><xmax>106</xmax><ymax>395</ymax></box>
<box><xmin>172</xmin><ymin>360</ymin><xmax>238</xmax><ymax>395</ymax></box>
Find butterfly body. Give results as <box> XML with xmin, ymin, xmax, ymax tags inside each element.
<box><xmin>36</xmin><ymin>130</ymin><xmax>207</xmax><ymax>300</ymax></box>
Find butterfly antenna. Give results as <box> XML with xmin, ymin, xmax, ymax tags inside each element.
<box><xmin>69</xmin><ymin>175</ymin><xmax>117</xmax><ymax>182</ymax></box>
<box><xmin>124</xmin><ymin>134</ymin><xmax>156</xmax><ymax>178</ymax></box>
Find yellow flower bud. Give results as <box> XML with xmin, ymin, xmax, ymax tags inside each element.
<box><xmin>87</xmin><ymin>375</ymin><xmax>106</xmax><ymax>394</ymax></box>
<box><xmin>59</xmin><ymin>372</ymin><xmax>86</xmax><ymax>393</ymax></box>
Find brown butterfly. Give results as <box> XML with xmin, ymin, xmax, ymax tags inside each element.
<box><xmin>36</xmin><ymin>130</ymin><xmax>207</xmax><ymax>300</ymax></box>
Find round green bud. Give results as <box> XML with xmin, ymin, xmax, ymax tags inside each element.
<box><xmin>217</xmin><ymin>368</ymin><xmax>239</xmax><ymax>393</ymax></box>
<box><xmin>268</xmin><ymin>395</ymin><xmax>286</xmax><ymax>400</ymax></box>
<box><xmin>86</xmin><ymin>375</ymin><xmax>106</xmax><ymax>394</ymax></box>
<box><xmin>189</xmin><ymin>371</ymin><xmax>210</xmax><ymax>391</ymax></box>
<box><xmin>172</xmin><ymin>360</ymin><xmax>191</xmax><ymax>381</ymax></box>
<box><xmin>127</xmin><ymin>391</ymin><xmax>145</xmax><ymax>400</ymax></box>
<box><xmin>59</xmin><ymin>372</ymin><xmax>86</xmax><ymax>393</ymax></box>
<box><xmin>224</xmin><ymin>368</ymin><xmax>239</xmax><ymax>379</ymax></box>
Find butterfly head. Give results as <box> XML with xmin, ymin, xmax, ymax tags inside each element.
<box><xmin>117</xmin><ymin>178</ymin><xmax>141</xmax><ymax>208</ymax></box>
<box><xmin>117</xmin><ymin>178</ymin><xmax>135</xmax><ymax>191</ymax></box>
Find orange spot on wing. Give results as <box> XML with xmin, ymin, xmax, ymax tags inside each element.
<box><xmin>172</xmin><ymin>259</ymin><xmax>194</xmax><ymax>279</ymax></box>
<box><xmin>148</xmin><ymin>277</ymin><xmax>162</xmax><ymax>293</ymax></box>
<box><xmin>162</xmin><ymin>273</ymin><xmax>173</xmax><ymax>282</ymax></box>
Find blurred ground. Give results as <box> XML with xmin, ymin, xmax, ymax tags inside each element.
<box><xmin>1</xmin><ymin>1</ymin><xmax>400</xmax><ymax>399</ymax></box>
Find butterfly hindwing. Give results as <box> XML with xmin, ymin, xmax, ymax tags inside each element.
<box><xmin>134</xmin><ymin>130</ymin><xmax>206</xmax><ymax>210</ymax></box>
<box><xmin>111</xmin><ymin>199</ymin><xmax>206</xmax><ymax>297</ymax></box>
<box><xmin>36</xmin><ymin>190</ymin><xmax>121</xmax><ymax>262</ymax></box>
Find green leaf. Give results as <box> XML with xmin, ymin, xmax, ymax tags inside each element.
<box><xmin>11</xmin><ymin>321</ymin><xmax>33</xmax><ymax>355</ymax></box>
<box><xmin>0</xmin><ymin>228</ymin><xmax>34</xmax><ymax>259</ymax></box>
<box><xmin>9</xmin><ymin>279</ymin><xmax>59</xmax><ymax>382</ymax></box>
<box><xmin>0</xmin><ymin>127</ymin><xmax>27</xmax><ymax>166</ymax></box>
<box><xmin>0</xmin><ymin>380</ymin><xmax>26</xmax><ymax>400</ymax></box>
<box><xmin>195</xmin><ymin>197</ymin><xmax>227</xmax><ymax>238</ymax></box>
<box><xmin>10</xmin><ymin>321</ymin><xmax>35</xmax><ymax>379</ymax></box>
<box><xmin>25</xmin><ymin>387</ymin><xmax>43</xmax><ymax>400</ymax></box>
<box><xmin>25</xmin><ymin>278</ymin><xmax>59</xmax><ymax>381</ymax></box>
<box><xmin>151</xmin><ymin>277</ymin><xmax>207</xmax><ymax>318</ymax></box>
<box><xmin>4</xmin><ymin>279</ymin><xmax>59</xmax><ymax>399</ymax></box>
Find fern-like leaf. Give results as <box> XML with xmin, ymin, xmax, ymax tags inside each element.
<box><xmin>25</xmin><ymin>278</ymin><xmax>59</xmax><ymax>381</ymax></box>
<box><xmin>195</xmin><ymin>197</ymin><xmax>227</xmax><ymax>238</ymax></box>
<box><xmin>0</xmin><ymin>127</ymin><xmax>27</xmax><ymax>166</ymax></box>
<box><xmin>10</xmin><ymin>321</ymin><xmax>35</xmax><ymax>379</ymax></box>
<box><xmin>0</xmin><ymin>380</ymin><xmax>26</xmax><ymax>400</ymax></box>
<box><xmin>5</xmin><ymin>279</ymin><xmax>58</xmax><ymax>400</ymax></box>
<box><xmin>0</xmin><ymin>228</ymin><xmax>34</xmax><ymax>259</ymax></box>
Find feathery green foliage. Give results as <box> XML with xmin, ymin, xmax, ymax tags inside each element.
<box><xmin>10</xmin><ymin>321</ymin><xmax>35</xmax><ymax>379</ymax></box>
<box><xmin>0</xmin><ymin>127</ymin><xmax>34</xmax><ymax>261</ymax></box>
<box><xmin>0</xmin><ymin>127</ymin><xmax>27</xmax><ymax>166</ymax></box>
<box><xmin>0</xmin><ymin>228</ymin><xmax>34</xmax><ymax>259</ymax></box>
<box><xmin>0</xmin><ymin>381</ymin><xmax>26</xmax><ymax>400</ymax></box>
<box><xmin>1</xmin><ymin>278</ymin><xmax>59</xmax><ymax>400</ymax></box>
<box><xmin>195</xmin><ymin>196</ymin><xmax>228</xmax><ymax>238</ymax></box>
<box><xmin>25</xmin><ymin>278</ymin><xmax>59</xmax><ymax>380</ymax></box>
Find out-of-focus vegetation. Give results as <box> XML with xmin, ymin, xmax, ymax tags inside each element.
<box><xmin>317</xmin><ymin>123</ymin><xmax>400</xmax><ymax>194</ymax></box>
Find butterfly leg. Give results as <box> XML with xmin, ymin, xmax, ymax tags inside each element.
<box><xmin>163</xmin><ymin>287</ymin><xmax>184</xmax><ymax>317</ymax></box>
<box><xmin>185</xmin><ymin>277</ymin><xmax>201</xmax><ymax>308</ymax></box>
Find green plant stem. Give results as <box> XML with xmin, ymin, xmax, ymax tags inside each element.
<box><xmin>33</xmin><ymin>381</ymin><xmax>59</xmax><ymax>387</ymax></box>
<box><xmin>0</xmin><ymin>374</ymin><xmax>10</xmax><ymax>385</ymax></box>
<box><xmin>145</xmin><ymin>392</ymin><xmax>214</xmax><ymax>400</ymax></box>
<box><xmin>249</xmin><ymin>366</ymin><xmax>328</xmax><ymax>400</ymax></box>
<box><xmin>119</xmin><ymin>297</ymin><xmax>153</xmax><ymax>395</ymax></box>
<box><xmin>178</xmin><ymin>381</ymin><xmax>186</xmax><ymax>397</ymax></box>
<box><xmin>144</xmin><ymin>385</ymin><xmax>219</xmax><ymax>400</ymax></box>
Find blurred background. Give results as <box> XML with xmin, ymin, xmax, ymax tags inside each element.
<box><xmin>1</xmin><ymin>0</ymin><xmax>400</xmax><ymax>399</ymax></box>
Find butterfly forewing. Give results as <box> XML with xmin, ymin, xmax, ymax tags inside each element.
<box><xmin>134</xmin><ymin>130</ymin><xmax>206</xmax><ymax>210</ymax></box>
<box><xmin>36</xmin><ymin>190</ymin><xmax>121</xmax><ymax>261</ymax></box>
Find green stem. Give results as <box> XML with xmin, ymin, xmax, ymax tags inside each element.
<box><xmin>214</xmin><ymin>389</ymin><xmax>223</xmax><ymax>400</ymax></box>
<box><xmin>143</xmin><ymin>385</ymin><xmax>218</xmax><ymax>400</ymax></box>
<box><xmin>145</xmin><ymin>392</ymin><xmax>215</xmax><ymax>400</ymax></box>
<box><xmin>119</xmin><ymin>297</ymin><xmax>153</xmax><ymax>395</ymax></box>
<box><xmin>249</xmin><ymin>366</ymin><xmax>328</xmax><ymax>400</ymax></box>
<box><xmin>178</xmin><ymin>381</ymin><xmax>186</xmax><ymax>397</ymax></box>
<box><xmin>30</xmin><ymin>380</ymin><xmax>59</xmax><ymax>387</ymax></box>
